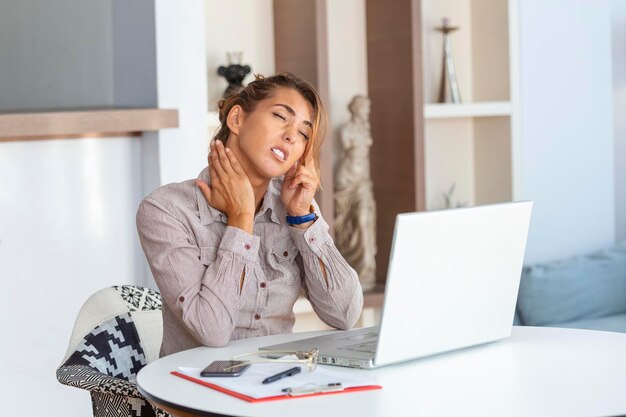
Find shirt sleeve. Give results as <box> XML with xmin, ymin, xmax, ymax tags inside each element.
<box><xmin>287</xmin><ymin>203</ymin><xmax>364</xmax><ymax>330</ymax></box>
<box><xmin>136</xmin><ymin>197</ymin><xmax>258</xmax><ymax>347</ymax></box>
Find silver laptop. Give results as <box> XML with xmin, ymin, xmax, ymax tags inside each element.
<box><xmin>260</xmin><ymin>201</ymin><xmax>533</xmax><ymax>369</ymax></box>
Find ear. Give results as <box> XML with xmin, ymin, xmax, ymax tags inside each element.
<box><xmin>226</xmin><ymin>105</ymin><xmax>244</xmax><ymax>135</ymax></box>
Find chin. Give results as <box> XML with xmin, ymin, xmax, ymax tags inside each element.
<box><xmin>256</xmin><ymin>161</ymin><xmax>289</xmax><ymax>179</ymax></box>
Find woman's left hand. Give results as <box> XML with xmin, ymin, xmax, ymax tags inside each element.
<box><xmin>281</xmin><ymin>159</ymin><xmax>319</xmax><ymax>216</ymax></box>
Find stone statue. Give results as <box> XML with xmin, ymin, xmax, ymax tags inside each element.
<box><xmin>334</xmin><ymin>95</ymin><xmax>377</xmax><ymax>291</ymax></box>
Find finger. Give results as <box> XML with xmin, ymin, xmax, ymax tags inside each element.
<box><xmin>284</xmin><ymin>163</ymin><xmax>298</xmax><ymax>181</ymax></box>
<box><xmin>210</xmin><ymin>141</ymin><xmax>227</xmax><ymax>176</ymax></box>
<box><xmin>302</xmin><ymin>152</ymin><xmax>321</xmax><ymax>181</ymax></box>
<box><xmin>290</xmin><ymin>172</ymin><xmax>306</xmax><ymax>189</ymax></box>
<box><xmin>224</xmin><ymin>147</ymin><xmax>244</xmax><ymax>175</ymax></box>
<box><xmin>301</xmin><ymin>148</ymin><xmax>315</xmax><ymax>168</ymax></box>
<box><xmin>196</xmin><ymin>179</ymin><xmax>212</xmax><ymax>204</ymax></box>
<box><xmin>209</xmin><ymin>163</ymin><xmax>219</xmax><ymax>181</ymax></box>
<box><xmin>215</xmin><ymin>140</ymin><xmax>235</xmax><ymax>174</ymax></box>
<box><xmin>291</xmin><ymin>170</ymin><xmax>316</xmax><ymax>190</ymax></box>
<box><xmin>295</xmin><ymin>164</ymin><xmax>314</xmax><ymax>180</ymax></box>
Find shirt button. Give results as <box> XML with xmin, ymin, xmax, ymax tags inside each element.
<box><xmin>260</xmin><ymin>282</ymin><xmax>267</xmax><ymax>289</ymax></box>
<box><xmin>308</xmin><ymin>236</ymin><xmax>316</xmax><ymax>243</ymax></box>
<box><xmin>179</xmin><ymin>296</ymin><xmax>185</xmax><ymax>303</ymax></box>
<box><xmin>283</xmin><ymin>251</ymin><xmax>288</xmax><ymax>257</ymax></box>
<box><xmin>254</xmin><ymin>314</ymin><xmax>261</xmax><ymax>320</ymax></box>
<box><xmin>244</xmin><ymin>243</ymin><xmax>251</xmax><ymax>250</ymax></box>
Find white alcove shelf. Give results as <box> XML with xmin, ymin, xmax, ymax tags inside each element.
<box><xmin>424</xmin><ymin>101</ymin><xmax>512</xmax><ymax>119</ymax></box>
<box><xmin>421</xmin><ymin>0</ymin><xmax>517</xmax><ymax>211</ymax></box>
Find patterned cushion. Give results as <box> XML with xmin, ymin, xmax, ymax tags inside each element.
<box><xmin>113</xmin><ymin>286</ymin><xmax>162</xmax><ymax>312</ymax></box>
<box><xmin>91</xmin><ymin>391</ymin><xmax>155</xmax><ymax>417</ymax></box>
<box><xmin>57</xmin><ymin>365</ymin><xmax>143</xmax><ymax>398</ymax></box>
<box><xmin>63</xmin><ymin>313</ymin><xmax>147</xmax><ymax>381</ymax></box>
<box><xmin>58</xmin><ymin>286</ymin><xmax>169</xmax><ymax>417</ymax></box>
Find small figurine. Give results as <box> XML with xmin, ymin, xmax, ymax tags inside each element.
<box><xmin>217</xmin><ymin>52</ymin><xmax>251</xmax><ymax>98</ymax></box>
<box><xmin>436</xmin><ymin>17</ymin><xmax>462</xmax><ymax>103</ymax></box>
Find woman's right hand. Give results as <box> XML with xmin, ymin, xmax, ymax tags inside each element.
<box><xmin>196</xmin><ymin>140</ymin><xmax>255</xmax><ymax>234</ymax></box>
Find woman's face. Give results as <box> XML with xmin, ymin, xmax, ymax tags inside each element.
<box><xmin>228</xmin><ymin>87</ymin><xmax>313</xmax><ymax>181</ymax></box>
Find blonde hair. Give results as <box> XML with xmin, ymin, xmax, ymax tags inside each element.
<box><xmin>213</xmin><ymin>73</ymin><xmax>327</xmax><ymax>174</ymax></box>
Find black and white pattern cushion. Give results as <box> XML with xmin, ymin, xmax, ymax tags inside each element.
<box><xmin>91</xmin><ymin>391</ymin><xmax>155</xmax><ymax>417</ymax></box>
<box><xmin>63</xmin><ymin>313</ymin><xmax>147</xmax><ymax>381</ymax></box>
<box><xmin>58</xmin><ymin>286</ymin><xmax>169</xmax><ymax>417</ymax></box>
<box><xmin>113</xmin><ymin>286</ymin><xmax>162</xmax><ymax>312</ymax></box>
<box><xmin>57</xmin><ymin>364</ymin><xmax>158</xmax><ymax>417</ymax></box>
<box><xmin>57</xmin><ymin>365</ymin><xmax>141</xmax><ymax>397</ymax></box>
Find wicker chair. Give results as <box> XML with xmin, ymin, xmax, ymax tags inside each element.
<box><xmin>57</xmin><ymin>285</ymin><xmax>170</xmax><ymax>417</ymax></box>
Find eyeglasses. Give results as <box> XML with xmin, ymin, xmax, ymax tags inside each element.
<box><xmin>223</xmin><ymin>348</ymin><xmax>319</xmax><ymax>372</ymax></box>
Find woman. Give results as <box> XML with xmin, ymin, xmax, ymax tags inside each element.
<box><xmin>137</xmin><ymin>73</ymin><xmax>363</xmax><ymax>357</ymax></box>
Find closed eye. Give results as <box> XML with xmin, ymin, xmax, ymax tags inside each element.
<box><xmin>299</xmin><ymin>131</ymin><xmax>310</xmax><ymax>141</ymax></box>
<box><xmin>272</xmin><ymin>112</ymin><xmax>286</xmax><ymax>120</ymax></box>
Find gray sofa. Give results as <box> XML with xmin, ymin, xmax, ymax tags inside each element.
<box><xmin>514</xmin><ymin>241</ymin><xmax>626</xmax><ymax>333</ymax></box>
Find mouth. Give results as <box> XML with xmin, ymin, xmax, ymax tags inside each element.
<box><xmin>270</xmin><ymin>146</ymin><xmax>288</xmax><ymax>162</ymax></box>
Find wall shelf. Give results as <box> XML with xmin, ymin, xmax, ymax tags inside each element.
<box><xmin>424</xmin><ymin>101</ymin><xmax>512</xmax><ymax>119</ymax></box>
<box><xmin>0</xmin><ymin>108</ymin><xmax>179</xmax><ymax>141</ymax></box>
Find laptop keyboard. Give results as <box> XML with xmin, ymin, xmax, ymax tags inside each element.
<box><xmin>340</xmin><ymin>339</ymin><xmax>378</xmax><ymax>353</ymax></box>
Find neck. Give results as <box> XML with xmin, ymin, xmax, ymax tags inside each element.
<box><xmin>250</xmin><ymin>177</ymin><xmax>270</xmax><ymax>213</ymax></box>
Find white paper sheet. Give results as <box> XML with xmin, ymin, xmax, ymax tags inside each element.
<box><xmin>177</xmin><ymin>359</ymin><xmax>376</xmax><ymax>399</ymax></box>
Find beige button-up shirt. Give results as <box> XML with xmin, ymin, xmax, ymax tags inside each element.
<box><xmin>137</xmin><ymin>167</ymin><xmax>363</xmax><ymax>357</ymax></box>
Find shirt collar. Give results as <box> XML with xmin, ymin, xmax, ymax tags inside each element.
<box><xmin>196</xmin><ymin>166</ymin><xmax>283</xmax><ymax>226</ymax></box>
<box><xmin>258</xmin><ymin>179</ymin><xmax>283</xmax><ymax>225</ymax></box>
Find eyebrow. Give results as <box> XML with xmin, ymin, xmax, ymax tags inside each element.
<box><xmin>274</xmin><ymin>104</ymin><xmax>313</xmax><ymax>128</ymax></box>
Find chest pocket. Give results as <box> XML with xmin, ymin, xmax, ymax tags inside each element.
<box><xmin>267</xmin><ymin>237</ymin><xmax>300</xmax><ymax>285</ymax></box>
<box><xmin>200</xmin><ymin>247</ymin><xmax>218</xmax><ymax>266</ymax></box>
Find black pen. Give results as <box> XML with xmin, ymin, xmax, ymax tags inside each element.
<box><xmin>262</xmin><ymin>366</ymin><xmax>301</xmax><ymax>384</ymax></box>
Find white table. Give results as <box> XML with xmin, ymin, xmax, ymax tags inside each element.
<box><xmin>137</xmin><ymin>326</ymin><xmax>626</xmax><ymax>417</ymax></box>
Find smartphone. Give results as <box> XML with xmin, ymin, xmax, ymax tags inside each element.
<box><xmin>200</xmin><ymin>360</ymin><xmax>251</xmax><ymax>377</ymax></box>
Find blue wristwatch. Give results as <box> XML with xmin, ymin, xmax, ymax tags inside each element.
<box><xmin>286</xmin><ymin>207</ymin><xmax>318</xmax><ymax>225</ymax></box>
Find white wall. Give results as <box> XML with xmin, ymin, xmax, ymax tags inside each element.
<box><xmin>154</xmin><ymin>0</ymin><xmax>210</xmax><ymax>187</ymax></box>
<box><xmin>612</xmin><ymin>0</ymin><xmax>626</xmax><ymax>243</ymax></box>
<box><xmin>516</xmin><ymin>0</ymin><xmax>615</xmax><ymax>263</ymax></box>
<box><xmin>205</xmin><ymin>0</ymin><xmax>275</xmax><ymax>111</ymax></box>
<box><xmin>0</xmin><ymin>136</ymin><xmax>142</xmax><ymax>417</ymax></box>
<box><xmin>327</xmin><ymin>0</ymin><xmax>369</xmax><ymax>174</ymax></box>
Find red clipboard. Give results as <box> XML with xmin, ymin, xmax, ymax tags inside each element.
<box><xmin>171</xmin><ymin>371</ymin><xmax>382</xmax><ymax>403</ymax></box>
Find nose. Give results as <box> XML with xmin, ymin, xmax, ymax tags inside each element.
<box><xmin>282</xmin><ymin>127</ymin><xmax>296</xmax><ymax>143</ymax></box>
